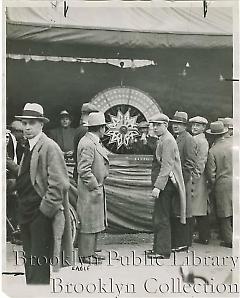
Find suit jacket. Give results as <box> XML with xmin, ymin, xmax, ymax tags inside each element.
<box><xmin>18</xmin><ymin>133</ymin><xmax>73</xmax><ymax>268</ymax></box>
<box><xmin>191</xmin><ymin>133</ymin><xmax>209</xmax><ymax>216</ymax></box>
<box><xmin>49</xmin><ymin>127</ymin><xmax>76</xmax><ymax>152</ymax></box>
<box><xmin>206</xmin><ymin>137</ymin><xmax>232</xmax><ymax>218</ymax></box>
<box><xmin>151</xmin><ymin>130</ymin><xmax>186</xmax><ymax>224</ymax></box>
<box><xmin>176</xmin><ymin>130</ymin><xmax>198</xmax><ymax>217</ymax></box>
<box><xmin>77</xmin><ymin>132</ymin><xmax>109</xmax><ymax>233</ymax></box>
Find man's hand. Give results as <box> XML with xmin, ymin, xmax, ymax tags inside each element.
<box><xmin>152</xmin><ymin>187</ymin><xmax>160</xmax><ymax>198</ymax></box>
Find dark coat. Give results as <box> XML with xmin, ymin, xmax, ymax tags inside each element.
<box><xmin>132</xmin><ymin>136</ymin><xmax>157</xmax><ymax>155</ymax></box>
<box><xmin>206</xmin><ymin>137</ymin><xmax>233</xmax><ymax>218</ymax></box>
<box><xmin>77</xmin><ymin>132</ymin><xmax>109</xmax><ymax>233</ymax></box>
<box><xmin>49</xmin><ymin>127</ymin><xmax>76</xmax><ymax>152</ymax></box>
<box><xmin>151</xmin><ymin>130</ymin><xmax>186</xmax><ymax>224</ymax></box>
<box><xmin>176</xmin><ymin>130</ymin><xmax>198</xmax><ymax>217</ymax></box>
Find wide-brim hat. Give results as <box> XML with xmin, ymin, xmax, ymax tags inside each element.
<box><xmin>81</xmin><ymin>103</ymin><xmax>99</xmax><ymax>113</ymax></box>
<box><xmin>206</xmin><ymin>121</ymin><xmax>228</xmax><ymax>135</ymax></box>
<box><xmin>149</xmin><ymin>113</ymin><xmax>169</xmax><ymax>124</ymax></box>
<box><xmin>189</xmin><ymin>116</ymin><xmax>208</xmax><ymax>125</ymax></box>
<box><xmin>170</xmin><ymin>111</ymin><xmax>188</xmax><ymax>124</ymax></box>
<box><xmin>86</xmin><ymin>112</ymin><xmax>106</xmax><ymax>127</ymax></box>
<box><xmin>15</xmin><ymin>103</ymin><xmax>49</xmax><ymax>123</ymax></box>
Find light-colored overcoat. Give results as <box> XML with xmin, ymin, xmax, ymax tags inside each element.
<box><xmin>18</xmin><ymin>133</ymin><xmax>73</xmax><ymax>269</ymax></box>
<box><xmin>191</xmin><ymin>133</ymin><xmax>209</xmax><ymax>216</ymax></box>
<box><xmin>77</xmin><ymin>132</ymin><xmax>109</xmax><ymax>233</ymax></box>
<box><xmin>206</xmin><ymin>137</ymin><xmax>233</xmax><ymax>218</ymax></box>
<box><xmin>176</xmin><ymin>130</ymin><xmax>199</xmax><ymax>218</ymax></box>
<box><xmin>151</xmin><ymin>130</ymin><xmax>186</xmax><ymax>224</ymax></box>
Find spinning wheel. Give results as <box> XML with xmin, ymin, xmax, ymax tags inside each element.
<box><xmin>91</xmin><ymin>87</ymin><xmax>162</xmax><ymax>154</ymax></box>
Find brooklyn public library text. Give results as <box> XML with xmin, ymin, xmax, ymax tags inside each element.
<box><xmin>15</xmin><ymin>249</ymin><xmax>239</xmax><ymax>270</ymax></box>
<box><xmin>51</xmin><ymin>277</ymin><xmax>240</xmax><ymax>296</ymax></box>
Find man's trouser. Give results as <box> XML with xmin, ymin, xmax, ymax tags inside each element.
<box><xmin>219</xmin><ymin>216</ymin><xmax>232</xmax><ymax>244</ymax></box>
<box><xmin>195</xmin><ymin>215</ymin><xmax>210</xmax><ymax>241</ymax></box>
<box><xmin>171</xmin><ymin>217</ymin><xmax>194</xmax><ymax>248</ymax></box>
<box><xmin>78</xmin><ymin>232</ymin><xmax>98</xmax><ymax>257</ymax></box>
<box><xmin>21</xmin><ymin>211</ymin><xmax>53</xmax><ymax>284</ymax></box>
<box><xmin>152</xmin><ymin>180</ymin><xmax>176</xmax><ymax>255</ymax></box>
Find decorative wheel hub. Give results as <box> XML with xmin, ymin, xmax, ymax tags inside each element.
<box><xmin>105</xmin><ymin>109</ymin><xmax>139</xmax><ymax>150</ymax></box>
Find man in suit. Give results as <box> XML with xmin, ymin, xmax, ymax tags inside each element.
<box><xmin>15</xmin><ymin>103</ymin><xmax>73</xmax><ymax>284</ymax></box>
<box><xmin>49</xmin><ymin>110</ymin><xmax>76</xmax><ymax>159</ymax></box>
<box><xmin>77</xmin><ymin>112</ymin><xmax>109</xmax><ymax>264</ymax></box>
<box><xmin>147</xmin><ymin>113</ymin><xmax>186</xmax><ymax>259</ymax></box>
<box><xmin>170</xmin><ymin>111</ymin><xmax>198</xmax><ymax>252</ymax></box>
<box><xmin>189</xmin><ymin>116</ymin><xmax>210</xmax><ymax>245</ymax></box>
<box><xmin>73</xmin><ymin>103</ymin><xmax>99</xmax><ymax>182</ymax></box>
<box><xmin>206</xmin><ymin>121</ymin><xmax>233</xmax><ymax>248</ymax></box>
<box><xmin>7</xmin><ymin>120</ymin><xmax>25</xmax><ymax>164</ymax></box>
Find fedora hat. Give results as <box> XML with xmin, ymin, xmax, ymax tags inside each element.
<box><xmin>81</xmin><ymin>103</ymin><xmax>99</xmax><ymax>113</ymax></box>
<box><xmin>87</xmin><ymin>112</ymin><xmax>106</xmax><ymax>127</ymax></box>
<box><xmin>221</xmin><ymin>117</ymin><xmax>233</xmax><ymax>129</ymax></box>
<box><xmin>170</xmin><ymin>111</ymin><xmax>188</xmax><ymax>124</ymax></box>
<box><xmin>206</xmin><ymin>121</ymin><xmax>228</xmax><ymax>135</ymax></box>
<box><xmin>138</xmin><ymin>121</ymin><xmax>150</xmax><ymax>129</ymax></box>
<box><xmin>149</xmin><ymin>113</ymin><xmax>169</xmax><ymax>124</ymax></box>
<box><xmin>189</xmin><ymin>116</ymin><xmax>208</xmax><ymax>125</ymax></box>
<box><xmin>15</xmin><ymin>103</ymin><xmax>49</xmax><ymax>123</ymax></box>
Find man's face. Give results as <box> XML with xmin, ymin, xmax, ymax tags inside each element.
<box><xmin>22</xmin><ymin>119</ymin><xmax>43</xmax><ymax>139</ymax></box>
<box><xmin>153</xmin><ymin>122</ymin><xmax>167</xmax><ymax>137</ymax></box>
<box><xmin>11</xmin><ymin>120</ymin><xmax>24</xmax><ymax>141</ymax></box>
<box><xmin>60</xmin><ymin>116</ymin><xmax>71</xmax><ymax>128</ymax></box>
<box><xmin>139</xmin><ymin>127</ymin><xmax>149</xmax><ymax>135</ymax></box>
<box><xmin>191</xmin><ymin>123</ymin><xmax>206</xmax><ymax>136</ymax></box>
<box><xmin>172</xmin><ymin>123</ymin><xmax>186</xmax><ymax>135</ymax></box>
<box><xmin>6</xmin><ymin>133</ymin><xmax>10</xmax><ymax>146</ymax></box>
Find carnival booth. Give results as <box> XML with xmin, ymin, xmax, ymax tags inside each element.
<box><xmin>6</xmin><ymin>5</ymin><xmax>233</xmax><ymax>235</ymax></box>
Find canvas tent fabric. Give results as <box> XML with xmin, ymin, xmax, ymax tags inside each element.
<box><xmin>7</xmin><ymin>7</ymin><xmax>232</xmax><ymax>57</ymax></box>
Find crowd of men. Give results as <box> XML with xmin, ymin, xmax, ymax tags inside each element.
<box><xmin>6</xmin><ymin>102</ymin><xmax>233</xmax><ymax>284</ymax></box>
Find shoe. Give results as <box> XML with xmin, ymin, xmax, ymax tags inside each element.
<box><xmin>194</xmin><ymin>239</ymin><xmax>209</xmax><ymax>245</ymax></box>
<box><xmin>11</xmin><ymin>238</ymin><xmax>22</xmax><ymax>245</ymax></box>
<box><xmin>95</xmin><ymin>248</ymin><xmax>102</xmax><ymax>253</ymax></box>
<box><xmin>147</xmin><ymin>252</ymin><xmax>170</xmax><ymax>259</ymax></box>
<box><xmin>220</xmin><ymin>242</ymin><xmax>232</xmax><ymax>248</ymax></box>
<box><xmin>80</xmin><ymin>256</ymin><xmax>103</xmax><ymax>265</ymax></box>
<box><xmin>93</xmin><ymin>253</ymin><xmax>106</xmax><ymax>261</ymax></box>
<box><xmin>172</xmin><ymin>246</ymin><xmax>189</xmax><ymax>252</ymax></box>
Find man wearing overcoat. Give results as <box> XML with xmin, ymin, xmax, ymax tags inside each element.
<box><xmin>206</xmin><ymin>121</ymin><xmax>233</xmax><ymax>248</ymax></box>
<box><xmin>189</xmin><ymin>116</ymin><xmax>210</xmax><ymax>244</ymax></box>
<box><xmin>15</xmin><ymin>103</ymin><xmax>73</xmax><ymax>284</ymax></box>
<box><xmin>170</xmin><ymin>111</ymin><xmax>198</xmax><ymax>251</ymax></box>
<box><xmin>77</xmin><ymin>112</ymin><xmax>109</xmax><ymax>264</ymax></box>
<box><xmin>148</xmin><ymin>113</ymin><xmax>186</xmax><ymax>259</ymax></box>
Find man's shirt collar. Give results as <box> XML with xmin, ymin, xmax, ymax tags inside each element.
<box><xmin>29</xmin><ymin>132</ymin><xmax>42</xmax><ymax>151</ymax></box>
<box><xmin>88</xmin><ymin>132</ymin><xmax>100</xmax><ymax>143</ymax></box>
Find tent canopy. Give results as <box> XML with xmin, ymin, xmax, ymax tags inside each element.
<box><xmin>7</xmin><ymin>7</ymin><xmax>233</xmax><ymax>58</ymax></box>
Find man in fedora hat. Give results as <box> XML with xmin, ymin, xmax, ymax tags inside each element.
<box><xmin>189</xmin><ymin>116</ymin><xmax>210</xmax><ymax>245</ymax></box>
<box><xmin>73</xmin><ymin>103</ymin><xmax>99</xmax><ymax>182</ymax></box>
<box><xmin>15</xmin><ymin>103</ymin><xmax>73</xmax><ymax>284</ymax></box>
<box><xmin>218</xmin><ymin>117</ymin><xmax>233</xmax><ymax>139</ymax></box>
<box><xmin>49</xmin><ymin>110</ymin><xmax>76</xmax><ymax>158</ymax></box>
<box><xmin>147</xmin><ymin>113</ymin><xmax>186</xmax><ymax>259</ymax></box>
<box><xmin>77</xmin><ymin>111</ymin><xmax>109</xmax><ymax>264</ymax></box>
<box><xmin>170</xmin><ymin>111</ymin><xmax>198</xmax><ymax>252</ymax></box>
<box><xmin>206</xmin><ymin>121</ymin><xmax>233</xmax><ymax>248</ymax></box>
